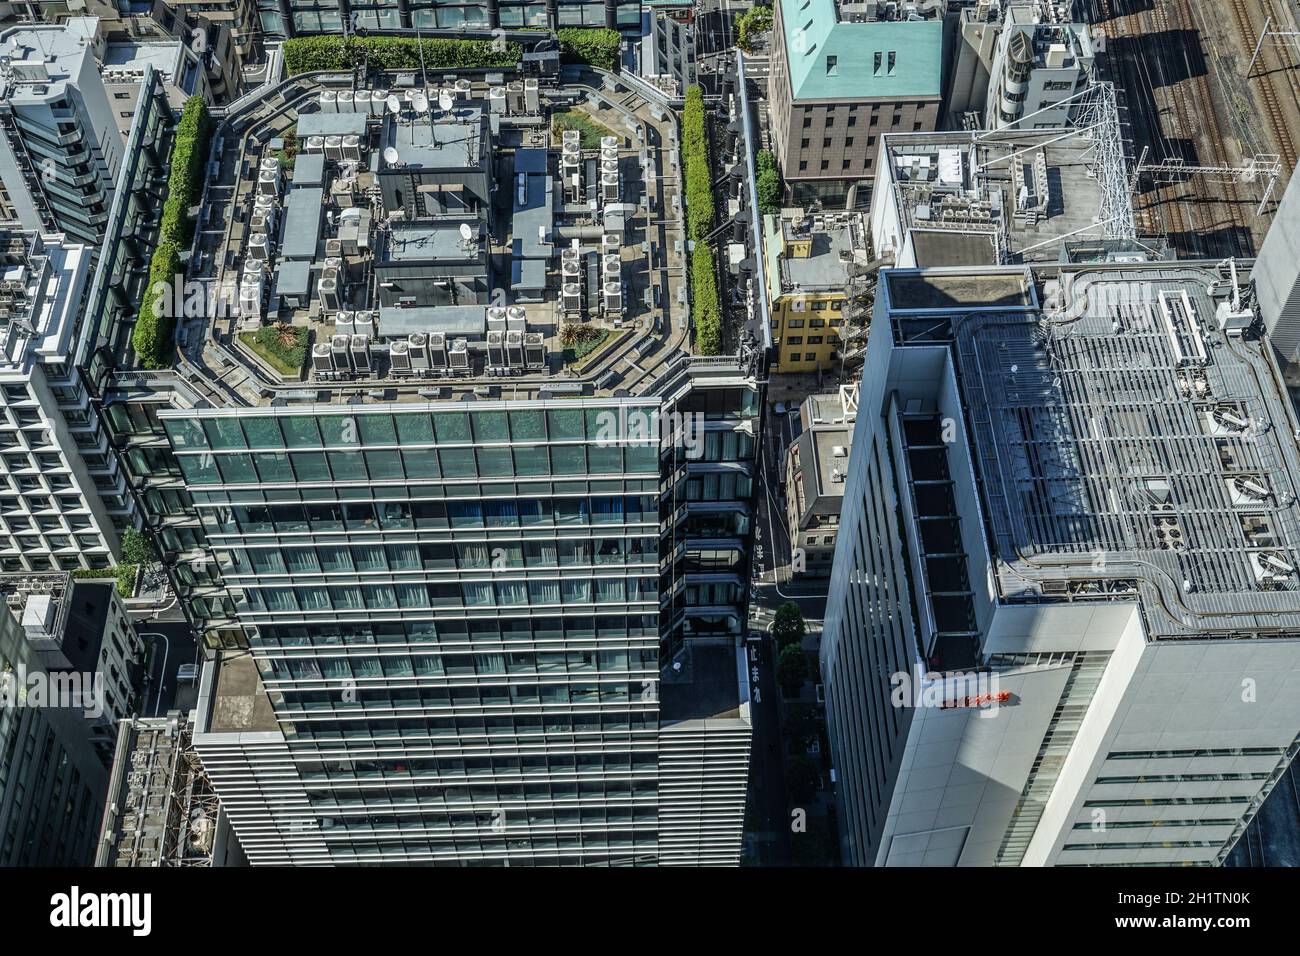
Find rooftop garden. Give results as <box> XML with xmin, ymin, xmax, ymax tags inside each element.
<box><xmin>283</xmin><ymin>36</ymin><xmax>522</xmax><ymax>76</ymax></box>
<box><xmin>240</xmin><ymin>324</ymin><xmax>310</xmax><ymax>377</ymax></box>
<box><xmin>551</xmin><ymin>108</ymin><xmax>618</xmax><ymax>150</ymax></box>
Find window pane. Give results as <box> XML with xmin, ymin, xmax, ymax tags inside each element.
<box><xmin>472</xmin><ymin>410</ymin><xmax>510</xmax><ymax>442</ymax></box>
<box><xmin>178</xmin><ymin>454</ymin><xmax>219</xmax><ymax>484</ymax></box>
<box><xmin>476</xmin><ymin>446</ymin><xmax>513</xmax><ymax>477</ymax></box>
<box><xmin>242</xmin><ymin>417</ymin><xmax>284</xmax><ymax>448</ymax></box>
<box><xmin>395</xmin><ymin>413</ymin><xmax>434</xmax><ymax>443</ymax></box>
<box><xmin>547</xmin><ymin>408</ymin><xmax>584</xmax><ymax>440</ymax></box>
<box><xmin>165</xmin><ymin>419</ymin><xmax>208</xmax><ymax>449</ymax></box>
<box><xmin>358</xmin><ymin>414</ymin><xmax>397</xmax><ymax>444</ymax></box>
<box><xmin>513</xmin><ymin>446</ymin><xmax>549</xmax><ymax>476</ymax></box>
<box><xmin>366</xmin><ymin>449</ymin><xmax>403</xmax><ymax>480</ymax></box>
<box><xmin>291</xmin><ymin>451</ymin><xmax>330</xmax><ymax>482</ymax></box>
<box><xmin>433</xmin><ymin>411</ymin><xmax>470</xmax><ymax>443</ymax></box>
<box><xmin>281</xmin><ymin>416</ymin><xmax>322</xmax><ymax>448</ymax></box>
<box><xmin>254</xmin><ymin>452</ymin><xmax>294</xmax><ymax>483</ymax></box>
<box><xmin>403</xmin><ymin>448</ymin><xmax>440</xmax><ymax>478</ymax></box>
<box><xmin>439</xmin><ymin>447</ymin><xmax>476</xmax><ymax>478</ymax></box>
<box><xmin>588</xmin><ymin>444</ymin><xmax>623</xmax><ymax>475</ymax></box>
<box><xmin>216</xmin><ymin>453</ymin><xmax>256</xmax><ymax>483</ymax></box>
<box><xmin>550</xmin><ymin>445</ymin><xmax>586</xmax><ymax>475</ymax></box>
<box><xmin>329</xmin><ymin>451</ymin><xmax>367</xmax><ymax>480</ymax></box>
<box><xmin>320</xmin><ymin>416</ymin><xmax>360</xmax><ymax>447</ymax></box>
<box><xmin>204</xmin><ymin>419</ymin><xmax>246</xmax><ymax>449</ymax></box>
<box><xmin>509</xmin><ymin>409</ymin><xmax>545</xmax><ymax>441</ymax></box>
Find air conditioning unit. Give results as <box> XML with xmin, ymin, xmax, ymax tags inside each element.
<box><xmin>389</xmin><ymin>340</ymin><xmax>411</xmax><ymax>373</ymax></box>
<box><xmin>448</xmin><ymin>338</ymin><xmax>470</xmax><ymax>371</ymax></box>
<box><xmin>408</xmin><ymin>332</ymin><xmax>430</xmax><ymax>370</ymax></box>
<box><xmin>350</xmin><ymin>334</ymin><xmax>371</xmax><ymax>373</ymax></box>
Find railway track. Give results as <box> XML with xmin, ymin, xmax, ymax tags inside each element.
<box><xmin>1165</xmin><ymin>0</ymin><xmax>1247</xmax><ymax>256</ymax></box>
<box><xmin>1233</xmin><ymin>0</ymin><xmax>1300</xmax><ymax>172</ymax></box>
<box><xmin>1089</xmin><ymin>0</ymin><xmax>1300</xmax><ymax>257</ymax></box>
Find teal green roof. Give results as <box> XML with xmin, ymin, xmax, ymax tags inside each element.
<box><xmin>778</xmin><ymin>0</ymin><xmax>944</xmax><ymax>101</ymax></box>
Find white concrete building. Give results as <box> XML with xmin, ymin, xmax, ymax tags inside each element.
<box><xmin>0</xmin><ymin>17</ymin><xmax>126</xmax><ymax>245</ymax></box>
<box><xmin>947</xmin><ymin>1</ymin><xmax>1095</xmax><ymax>131</ymax></box>
<box><xmin>0</xmin><ymin>229</ymin><xmax>121</xmax><ymax>573</ymax></box>
<box><xmin>822</xmin><ymin>259</ymin><xmax>1300</xmax><ymax>866</ymax></box>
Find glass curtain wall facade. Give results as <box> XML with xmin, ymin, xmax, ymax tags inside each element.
<box><xmin>255</xmin><ymin>0</ymin><xmax>641</xmax><ymax>36</ymax></box>
<box><xmin>171</xmin><ymin>400</ymin><xmax>665</xmax><ymax>864</ymax></box>
<box><xmin>142</xmin><ymin>373</ymin><xmax>759</xmax><ymax>865</ymax></box>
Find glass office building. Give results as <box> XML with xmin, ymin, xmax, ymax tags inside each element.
<box><xmin>255</xmin><ymin>0</ymin><xmax>643</xmax><ymax>35</ymax></box>
<box><xmin>164</xmin><ymin>392</ymin><xmax>752</xmax><ymax>864</ymax></box>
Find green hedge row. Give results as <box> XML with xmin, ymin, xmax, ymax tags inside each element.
<box><xmin>557</xmin><ymin>28</ymin><xmax>622</xmax><ymax>72</ymax></box>
<box><xmin>682</xmin><ymin>87</ymin><xmax>714</xmax><ymax>242</ymax></box>
<box><xmin>160</xmin><ymin>97</ymin><xmax>211</xmax><ymax>248</ymax></box>
<box><xmin>134</xmin><ymin>96</ymin><xmax>209</xmax><ymax>369</ymax></box>
<box><xmin>682</xmin><ymin>88</ymin><xmax>723</xmax><ymax>355</ymax></box>
<box><xmin>691</xmin><ymin>241</ymin><xmax>722</xmax><ymax>355</ymax></box>
<box><xmin>283</xmin><ymin>36</ymin><xmax>522</xmax><ymax>76</ymax></box>
<box><xmin>132</xmin><ymin>241</ymin><xmax>180</xmax><ymax>369</ymax></box>
<box><xmin>757</xmin><ymin>149</ymin><xmax>782</xmax><ymax>215</ymax></box>
<box><xmin>70</xmin><ymin>566</ymin><xmax>137</xmax><ymax>598</ymax></box>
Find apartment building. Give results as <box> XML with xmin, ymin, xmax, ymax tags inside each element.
<box><xmin>947</xmin><ymin>0</ymin><xmax>1095</xmax><ymax>130</ymax></box>
<box><xmin>0</xmin><ymin>228</ymin><xmax>131</xmax><ymax>572</ymax></box>
<box><xmin>4</xmin><ymin>0</ymin><xmax>253</xmax><ymax>102</ymax></box>
<box><xmin>1</xmin><ymin>572</ymin><xmax>144</xmax><ymax>763</ymax></box>
<box><xmin>769</xmin><ymin>0</ymin><xmax>944</xmax><ymax>209</ymax></box>
<box><xmin>1256</xmin><ymin>169</ymin><xmax>1300</xmax><ymax>375</ymax></box>
<box><xmin>0</xmin><ymin>66</ymin><xmax>169</xmax><ymax>570</ymax></box>
<box><xmin>822</xmin><ymin>259</ymin><xmax>1300</xmax><ymax>866</ymax></box>
<box><xmin>869</xmin><ymin>124</ymin><xmax>1132</xmax><ymax>268</ymax></box>
<box><xmin>783</xmin><ymin>389</ymin><xmax>853</xmax><ymax>578</ymax></box>
<box><xmin>764</xmin><ymin>208</ymin><xmax>873</xmax><ymax>374</ymax></box>
<box><xmin>984</xmin><ymin>1</ymin><xmax>1094</xmax><ymax>130</ymax></box>
<box><xmin>0</xmin><ymin>18</ymin><xmax>125</xmax><ymax>246</ymax></box>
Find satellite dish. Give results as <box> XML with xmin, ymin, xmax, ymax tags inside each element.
<box><xmin>413</xmin><ymin>91</ymin><xmax>429</xmax><ymax>113</ymax></box>
<box><xmin>438</xmin><ymin>90</ymin><xmax>453</xmax><ymax>112</ymax></box>
<box><xmin>383</xmin><ymin>146</ymin><xmax>400</xmax><ymax>166</ymax></box>
<box><xmin>386</xmin><ymin>95</ymin><xmax>401</xmax><ymax>114</ymax></box>
<box><xmin>459</xmin><ymin>222</ymin><xmax>473</xmax><ymax>241</ymax></box>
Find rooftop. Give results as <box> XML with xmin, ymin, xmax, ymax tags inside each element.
<box><xmin>382</xmin><ymin>111</ymin><xmax>484</xmax><ymax>171</ymax></box>
<box><xmin>0</xmin><ymin>17</ymin><xmax>98</xmax><ymax>104</ymax></box>
<box><xmin>205</xmin><ymin>651</ymin><xmax>279</xmax><ymax>734</ymax></box>
<box><xmin>0</xmin><ymin>230</ymin><xmax>90</xmax><ymax>374</ymax></box>
<box><xmin>874</xmin><ymin>128</ymin><xmax>1122</xmax><ymax>267</ymax></box>
<box><xmin>95</xmin><ymin>712</ymin><xmax>221</xmax><ymax>867</ymax></box>
<box><xmin>659</xmin><ymin>640</ymin><xmax>748</xmax><ymax>725</ymax></box>
<box><xmin>765</xmin><ymin>209</ymin><xmax>871</xmax><ymax>300</ymax></box>
<box><xmin>123</xmin><ymin>70</ymin><xmax>758</xmax><ymax>410</ymax></box>
<box><xmin>885</xmin><ymin>261</ymin><xmax>1300</xmax><ymax>639</ymax></box>
<box><xmin>777</xmin><ymin>0</ymin><xmax>944</xmax><ymax>102</ymax></box>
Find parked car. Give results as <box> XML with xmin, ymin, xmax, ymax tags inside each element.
<box><xmin>177</xmin><ymin>663</ymin><xmax>199</xmax><ymax>684</ymax></box>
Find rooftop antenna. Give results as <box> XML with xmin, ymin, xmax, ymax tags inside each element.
<box><xmin>459</xmin><ymin>222</ymin><xmax>473</xmax><ymax>250</ymax></box>
<box><xmin>414</xmin><ymin>19</ymin><xmax>433</xmax><ymax>135</ymax></box>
